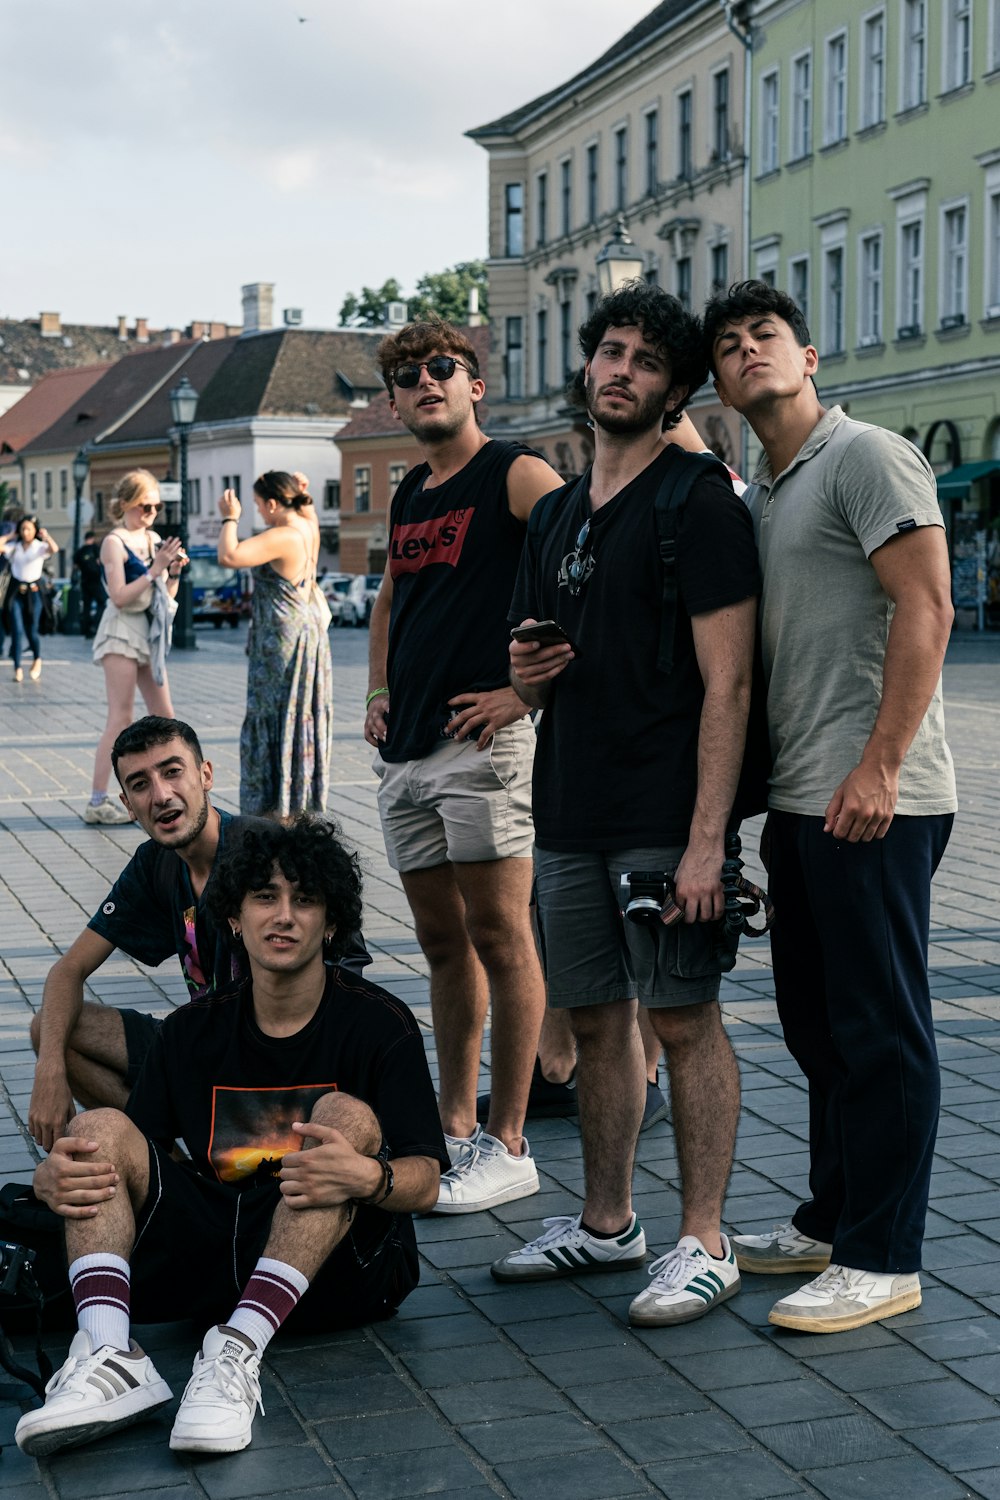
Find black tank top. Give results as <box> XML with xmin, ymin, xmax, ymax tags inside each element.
<box><xmin>382</xmin><ymin>439</ymin><xmax>536</xmax><ymax>763</ymax></box>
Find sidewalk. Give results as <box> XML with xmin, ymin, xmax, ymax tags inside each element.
<box><xmin>0</xmin><ymin>626</ymin><xmax>999</xmax><ymax>1499</ymax></box>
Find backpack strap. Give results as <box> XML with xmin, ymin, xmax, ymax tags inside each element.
<box><xmin>653</xmin><ymin>448</ymin><xmax>734</xmax><ymax>676</ymax></box>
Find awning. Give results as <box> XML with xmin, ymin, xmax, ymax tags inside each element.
<box><xmin>936</xmin><ymin>460</ymin><xmax>1000</xmax><ymax>498</ymax></box>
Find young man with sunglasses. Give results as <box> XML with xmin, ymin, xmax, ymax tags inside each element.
<box><xmin>494</xmin><ymin>283</ymin><xmax>759</xmax><ymax>1327</ymax></box>
<box><xmin>364</xmin><ymin>320</ymin><xmax>563</xmax><ymax>1214</ymax></box>
<box><xmin>705</xmin><ymin>281</ymin><xmax>955</xmax><ymax>1333</ymax></box>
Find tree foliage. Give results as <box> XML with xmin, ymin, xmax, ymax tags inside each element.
<box><xmin>339</xmin><ymin>262</ymin><xmax>488</xmax><ymax>327</ymax></box>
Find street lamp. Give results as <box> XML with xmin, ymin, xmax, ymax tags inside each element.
<box><xmin>595</xmin><ymin>214</ymin><xmax>646</xmax><ymax>298</ymax></box>
<box><xmin>63</xmin><ymin>445</ymin><xmax>91</xmax><ymax>635</ymax></box>
<box><xmin>169</xmin><ymin>374</ymin><xmax>199</xmax><ymax>651</ymax></box>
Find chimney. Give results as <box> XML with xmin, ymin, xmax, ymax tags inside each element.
<box><xmin>241</xmin><ymin>282</ymin><xmax>274</xmax><ymax>333</ymax></box>
<box><xmin>467</xmin><ymin>286</ymin><xmax>482</xmax><ymax>328</ymax></box>
<box><xmin>117</xmin><ymin>316</ymin><xmax>128</xmax><ymax>341</ymax></box>
<box><xmin>162</xmin><ymin>328</ymin><xmax>182</xmax><ymax>345</ymax></box>
<box><xmin>39</xmin><ymin>311</ymin><xmax>61</xmax><ymax>338</ymax></box>
<box><xmin>135</xmin><ymin>317</ymin><xmax>149</xmax><ymax>343</ymax></box>
<box><xmin>190</xmin><ymin>321</ymin><xmax>207</xmax><ymax>339</ymax></box>
<box><xmin>209</xmin><ymin>321</ymin><xmax>227</xmax><ymax>340</ymax></box>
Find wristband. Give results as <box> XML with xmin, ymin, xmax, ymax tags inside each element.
<box><xmin>366</xmin><ymin>687</ymin><xmax>389</xmax><ymax>708</ymax></box>
<box><xmin>221</xmin><ymin>517</ymin><xmax>238</xmax><ymax>526</ymax></box>
<box><xmin>361</xmin><ymin>1156</ymin><xmax>394</xmax><ymax>1205</ymax></box>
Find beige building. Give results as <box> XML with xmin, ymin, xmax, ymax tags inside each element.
<box><xmin>468</xmin><ymin>0</ymin><xmax>750</xmax><ymax>474</ymax></box>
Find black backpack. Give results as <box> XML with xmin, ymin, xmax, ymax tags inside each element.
<box><xmin>0</xmin><ymin>1183</ymin><xmax>72</xmax><ymax>1406</ymax></box>
<box><xmin>532</xmin><ymin>446</ymin><xmax>771</xmax><ymax>822</ymax></box>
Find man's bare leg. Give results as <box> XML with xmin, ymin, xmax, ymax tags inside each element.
<box><xmin>536</xmin><ymin>1007</ymin><xmax>576</xmax><ymax>1085</ymax></box>
<box><xmin>570</xmin><ymin>999</ymin><xmax>645</xmax><ymax>1231</ymax></box>
<box><xmin>60</xmin><ymin>1108</ymin><xmax>149</xmax><ymax>1262</ymax></box>
<box><xmin>638</xmin><ymin>1008</ymin><xmax>663</xmax><ymax>1088</ymax></box>
<box><xmin>30</xmin><ymin>1005</ymin><xmax>130</xmax><ymax>1115</ymax></box>
<box><xmin>648</xmin><ymin>1002</ymin><xmax>740</xmax><ymax>1255</ymax></box>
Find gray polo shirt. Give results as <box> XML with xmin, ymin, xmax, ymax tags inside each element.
<box><xmin>745</xmin><ymin>406</ymin><xmax>957</xmax><ymax>818</ymax></box>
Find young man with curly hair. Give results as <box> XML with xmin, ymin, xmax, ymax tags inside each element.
<box><xmin>17</xmin><ymin>817</ymin><xmax>447</xmax><ymax>1458</ymax></box>
<box><xmin>364</xmin><ymin>318</ymin><xmax>564</xmax><ymax>1214</ymax></box>
<box><xmin>705</xmin><ymin>281</ymin><xmax>956</xmax><ymax>1333</ymax></box>
<box><xmin>492</xmin><ymin>283</ymin><xmax>760</xmax><ymax>1327</ymax></box>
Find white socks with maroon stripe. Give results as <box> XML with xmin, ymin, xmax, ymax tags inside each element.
<box><xmin>69</xmin><ymin>1253</ymin><xmax>131</xmax><ymax>1352</ymax></box>
<box><xmin>226</xmin><ymin>1257</ymin><xmax>309</xmax><ymax>1354</ymax></box>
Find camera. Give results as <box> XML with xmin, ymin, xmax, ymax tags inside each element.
<box><xmin>0</xmin><ymin>1240</ymin><xmax>38</xmax><ymax>1298</ymax></box>
<box><xmin>619</xmin><ymin>870</ymin><xmax>673</xmax><ymax>927</ymax></box>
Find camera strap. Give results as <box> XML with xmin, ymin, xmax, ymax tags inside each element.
<box><xmin>0</xmin><ymin>1251</ymin><xmax>51</xmax><ymax>1404</ymax></box>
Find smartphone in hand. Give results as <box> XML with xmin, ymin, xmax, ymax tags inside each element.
<box><xmin>510</xmin><ymin>620</ymin><xmax>581</xmax><ymax>656</ymax></box>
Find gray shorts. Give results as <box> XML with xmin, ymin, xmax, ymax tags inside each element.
<box><xmin>533</xmin><ymin>846</ymin><xmax>727</xmax><ymax>1010</ymax></box>
<box><xmin>375</xmin><ymin>721</ymin><xmax>535</xmax><ymax>872</ymax></box>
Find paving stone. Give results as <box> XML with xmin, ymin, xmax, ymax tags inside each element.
<box><xmin>567</xmin><ymin>1372</ymin><xmax>708</xmax><ymax>1422</ymax></box>
<box><xmin>495</xmin><ymin>1449</ymin><xmax>644</xmax><ymax>1499</ymax></box>
<box><xmin>956</xmin><ymin>1469</ymin><xmax>1000</xmax><ymax>1498</ymax></box>
<box><xmin>290</xmin><ymin>1372</ymin><xmax>420</xmax><ymax>1420</ymax></box>
<box><xmin>754</xmin><ymin>1413</ymin><xmax>904</xmax><ymax>1468</ymax></box>
<box><xmin>378</xmin><ymin>1311</ymin><xmax>501</xmax><ymax>1352</ymax></box>
<box><xmin>799</xmin><ymin>1342</ymin><xmax>942</xmax><ymax>1391</ymax></box>
<box><xmin>712</xmin><ymin>1376</ymin><xmax>858</xmax><ymax>1427</ymax></box>
<box><xmin>628</xmin><ymin>1309</ymin><xmax>763</xmax><ymax>1355</ymax></box>
<box><xmin>643</xmin><ymin>1449</ymin><xmax>805</xmax><ymax>1499</ymax></box>
<box><xmin>853</xmin><ymin>1375</ymin><xmax>1000</xmax><ymax>1429</ymax></box>
<box><xmin>803</xmin><ymin>1456</ymin><xmax>969</xmax><ymax>1499</ymax></box>
<box><xmin>528</xmin><ymin>1341</ymin><xmax>664</xmax><ymax>1388</ymax></box>
<box><xmin>897</xmin><ymin>1318</ymin><xmax>1000</xmax><ymax>1359</ymax></box>
<box><xmin>191</xmin><ymin>1444</ymin><xmax>335</xmax><ymax>1499</ymax></box>
<box><xmin>314</xmin><ymin>1408</ymin><xmax>453</xmax><ymax>1459</ymax></box>
<box><xmin>606</xmin><ymin>1409</ymin><xmax>751</xmax><ymax>1464</ymax></box>
<box><xmin>398</xmin><ymin>1341</ymin><xmax>527</xmax><ymax>1387</ymax></box>
<box><xmin>666</xmin><ymin>1342</ymin><xmax>802</xmax><ymax>1389</ymax></box>
<box><xmin>335</xmin><ymin>1447</ymin><xmax>490</xmax><ymax>1497</ymax></box>
<box><xmin>430</xmin><ymin>1376</ymin><xmax>568</xmax><ymax>1425</ymax></box>
<box><xmin>503</xmin><ymin>1311</ymin><xmax>631</xmax><ymax>1356</ymax></box>
<box><xmin>461</xmin><ymin>1410</ymin><xmax>606</xmax><ymax>1464</ymax></box>
<box><xmin>907</xmin><ymin>1417</ymin><xmax>1000</xmax><ymax>1470</ymax></box>
<box><xmin>44</xmin><ymin>1445</ymin><xmax>189</xmax><ymax>1499</ymax></box>
<box><xmin>469</xmin><ymin>1283</ymin><xmax>588</xmax><ymax>1324</ymax></box>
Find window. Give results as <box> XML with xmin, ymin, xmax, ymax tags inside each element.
<box><xmin>902</xmin><ymin>0</ymin><xmax>927</xmax><ymax>108</ymax></box>
<box><xmin>535</xmin><ymin>172</ymin><xmax>548</xmax><ymax>248</ymax></box>
<box><xmin>323</xmin><ymin>479</ymin><xmax>340</xmax><ymax>510</ymax></box>
<box><xmin>388</xmin><ymin>465</ymin><xmax>406</xmax><ymax>497</ymax></box>
<box><xmin>859</xmin><ymin>231</ymin><xmax>884</xmax><ymax>343</ymax></box>
<box><xmin>791</xmin><ymin>51</ymin><xmax>813</xmax><ymax>158</ymax></box>
<box><xmin>676</xmin><ymin>257</ymin><xmax>692</xmax><ymax>310</ymax></box>
<box><xmin>504</xmin><ymin>182</ymin><xmax>524</xmax><ymax>257</ymax></box>
<box><xmin>710</xmin><ymin>242</ymin><xmax>729</xmax><ymax>293</ymax></box>
<box><xmin>44</xmin><ymin>470</ymin><xmax>52</xmax><ymax>509</ymax></box>
<box><xmin>585</xmin><ymin>287</ymin><xmax>598</xmax><ymax>318</ymax></box>
<box><xmin>824</xmin><ymin>33</ymin><xmax>847</xmax><ymax>144</ymax></box>
<box><xmin>560</xmin><ymin>298</ymin><xmax>573</xmax><ymax>381</ymax></box>
<box><xmin>991</xmin><ymin>0</ymin><xmax>1000</xmax><ymax>68</ymax></box>
<box><xmin>614</xmin><ymin>126</ymin><xmax>628</xmax><ymax>210</ymax></box>
<box><xmin>790</xmin><ymin>256</ymin><xmax>810</xmax><ymax>323</ymax></box>
<box><xmin>823</xmin><ymin>244</ymin><xmax>846</xmax><ymax>353</ymax></box>
<box><xmin>944</xmin><ymin>0</ymin><xmax>972</xmax><ymax>90</ymax></box>
<box><xmin>644</xmin><ymin>109</ymin><xmax>659</xmax><ymax>195</ymax></box>
<box><xmin>898</xmin><ymin>217</ymin><xmax>924</xmax><ymax>333</ymax></box>
<box><xmin>189</xmin><ymin>478</ymin><xmax>202</xmax><ymax>516</ymax></box>
<box><xmin>222</xmin><ymin>473</ymin><xmax>241</xmax><ymax>498</ymax></box>
<box><xmin>536</xmin><ymin>308</ymin><xmax>548</xmax><ymax>394</ymax></box>
<box><xmin>586</xmin><ymin>143</ymin><xmax>599</xmax><ymax>223</ymax></box>
<box><xmin>505</xmin><ymin>316</ymin><xmax>524</xmax><ymax>399</ymax></box>
<box><xmin>941</xmin><ymin>203</ymin><xmax>969</xmax><ymax>324</ymax></box>
<box><xmin>861</xmin><ymin>11</ymin><xmax>886</xmax><ymax>125</ymax></box>
<box><xmin>59</xmin><ymin>469</ymin><xmax>68</xmax><ymax>508</ymax></box>
<box><xmin>645</xmin><ymin>260</ymin><xmax>660</xmax><ymax>287</ymax></box>
<box><xmin>29</xmin><ymin>472</ymin><xmax>37</xmax><ymax>502</ymax></box>
<box><xmin>988</xmin><ymin>187</ymin><xmax>1000</xmax><ymax>315</ymax></box>
<box><xmin>560</xmin><ymin>159</ymin><xmax>572</xmax><ymax>238</ymax></box>
<box><xmin>678</xmin><ymin>90</ymin><xmax>693</xmax><ymax>179</ymax></box>
<box><xmin>354</xmin><ymin>466</ymin><xmax>371</xmax><ymax>514</ymax></box>
<box><xmin>713</xmin><ymin>69</ymin><xmax>730</xmax><ymax>159</ymax></box>
<box><xmin>760</xmin><ymin>69</ymin><xmax>780</xmax><ymax>173</ymax></box>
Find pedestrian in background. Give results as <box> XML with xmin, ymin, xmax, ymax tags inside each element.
<box><xmin>217</xmin><ymin>472</ymin><xmax>332</xmax><ymax>818</ymax></box>
<box><xmin>85</xmin><ymin>470</ymin><xmax>186</xmax><ymax>825</ymax></box>
<box><xmin>74</xmin><ymin>529</ymin><xmax>107</xmax><ymax>639</ymax></box>
<box><xmin>0</xmin><ymin>515</ymin><xmax>58</xmax><ymax>681</ymax></box>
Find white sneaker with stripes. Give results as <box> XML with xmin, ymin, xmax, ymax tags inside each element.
<box><xmin>491</xmin><ymin>1212</ymin><xmax>647</xmax><ymax>1282</ymax></box>
<box><xmin>14</xmin><ymin>1330</ymin><xmax>172</xmax><ymax>1457</ymax></box>
<box><xmin>628</xmin><ymin>1233</ymin><xmax>741</xmax><ymax>1326</ymax></box>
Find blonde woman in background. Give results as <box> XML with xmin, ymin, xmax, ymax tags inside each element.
<box><xmin>84</xmin><ymin>470</ymin><xmax>187</xmax><ymax>825</ymax></box>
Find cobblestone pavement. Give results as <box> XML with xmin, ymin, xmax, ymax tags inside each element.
<box><xmin>0</xmin><ymin>625</ymin><xmax>999</xmax><ymax>1499</ymax></box>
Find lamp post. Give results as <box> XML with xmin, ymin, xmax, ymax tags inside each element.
<box><xmin>595</xmin><ymin>214</ymin><xmax>646</xmax><ymax>297</ymax></box>
<box><xmin>169</xmin><ymin>374</ymin><xmax>199</xmax><ymax>650</ymax></box>
<box><xmin>63</xmin><ymin>446</ymin><xmax>91</xmax><ymax>635</ymax></box>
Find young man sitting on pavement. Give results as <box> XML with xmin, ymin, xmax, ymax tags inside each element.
<box><xmin>28</xmin><ymin>715</ymin><xmax>371</xmax><ymax>1153</ymax></box>
<box><xmin>17</xmin><ymin>816</ymin><xmax>447</xmax><ymax>1458</ymax></box>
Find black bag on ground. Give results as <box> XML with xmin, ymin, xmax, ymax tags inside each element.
<box><xmin>0</xmin><ymin>1182</ymin><xmax>72</xmax><ymax>1404</ymax></box>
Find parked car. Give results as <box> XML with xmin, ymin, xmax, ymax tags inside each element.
<box><xmin>319</xmin><ymin>572</ymin><xmax>359</xmax><ymax>627</ymax></box>
<box><xmin>346</xmin><ymin>572</ymin><xmax>382</xmax><ymax>626</ymax></box>
<box><xmin>187</xmin><ymin>547</ymin><xmax>251</xmax><ymax>628</ymax></box>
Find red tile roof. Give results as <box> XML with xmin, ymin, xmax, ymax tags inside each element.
<box><xmin>0</xmin><ymin>363</ymin><xmax>112</xmax><ymax>457</ymax></box>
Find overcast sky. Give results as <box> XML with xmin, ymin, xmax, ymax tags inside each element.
<box><xmin>2</xmin><ymin>0</ymin><xmax>653</xmax><ymax>331</ymax></box>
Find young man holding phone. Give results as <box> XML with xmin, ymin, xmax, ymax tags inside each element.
<box><xmin>363</xmin><ymin>319</ymin><xmax>563</xmax><ymax>1214</ymax></box>
<box><xmin>494</xmin><ymin>283</ymin><xmax>760</xmax><ymax>1327</ymax></box>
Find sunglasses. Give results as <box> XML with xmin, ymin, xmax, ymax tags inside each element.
<box><xmin>566</xmin><ymin>519</ymin><xmax>595</xmax><ymax>597</ymax></box>
<box><xmin>136</xmin><ymin>501</ymin><xmax>161</xmax><ymax>514</ymax></box>
<box><xmin>392</xmin><ymin>355</ymin><xmax>471</xmax><ymax>390</ymax></box>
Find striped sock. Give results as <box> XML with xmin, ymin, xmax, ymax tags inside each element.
<box><xmin>227</xmin><ymin>1257</ymin><xmax>309</xmax><ymax>1353</ymax></box>
<box><xmin>69</xmin><ymin>1253</ymin><xmax>131</xmax><ymax>1352</ymax></box>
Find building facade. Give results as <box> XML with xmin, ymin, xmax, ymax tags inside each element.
<box><xmin>468</xmin><ymin>0</ymin><xmax>750</xmax><ymax>474</ymax></box>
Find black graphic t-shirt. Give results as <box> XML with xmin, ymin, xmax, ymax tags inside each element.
<box><xmin>87</xmin><ymin>810</ymin><xmax>249</xmax><ymax>1001</ymax></box>
<box><xmin>382</xmin><ymin>439</ymin><xmax>540</xmax><ymax>763</ymax></box>
<box><xmin>127</xmin><ymin>967</ymin><xmax>449</xmax><ymax>1184</ymax></box>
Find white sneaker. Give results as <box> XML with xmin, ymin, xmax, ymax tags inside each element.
<box><xmin>732</xmin><ymin>1221</ymin><xmax>833</xmax><ymax>1275</ymax></box>
<box><xmin>629</xmin><ymin>1234</ymin><xmax>741</xmax><ymax>1326</ymax></box>
<box><xmin>169</xmin><ymin>1325</ymin><xmax>263</xmax><ymax>1453</ymax></box>
<box><xmin>82</xmin><ymin>797</ymin><xmax>134</xmax><ymax>825</ymax></box>
<box><xmin>444</xmin><ymin>1124</ymin><xmax>482</xmax><ymax>1166</ymax></box>
<box><xmin>768</xmin><ymin>1264</ymin><xmax>922</xmax><ymax>1333</ymax></box>
<box><xmin>491</xmin><ymin>1213</ymin><xmax>647</xmax><ymax>1282</ymax></box>
<box><xmin>14</xmin><ymin>1331</ymin><xmax>172</xmax><ymax>1458</ymax></box>
<box><xmin>435</xmin><ymin>1129</ymin><xmax>539</xmax><ymax>1214</ymax></box>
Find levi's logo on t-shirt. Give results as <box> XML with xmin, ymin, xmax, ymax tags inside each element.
<box><xmin>389</xmin><ymin>508</ymin><xmax>475</xmax><ymax>575</ymax></box>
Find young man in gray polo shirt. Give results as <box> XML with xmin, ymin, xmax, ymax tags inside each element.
<box><xmin>706</xmin><ymin>280</ymin><xmax>957</xmax><ymax>1334</ymax></box>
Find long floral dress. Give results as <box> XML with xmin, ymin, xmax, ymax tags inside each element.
<box><xmin>240</xmin><ymin>564</ymin><xmax>333</xmax><ymax>817</ymax></box>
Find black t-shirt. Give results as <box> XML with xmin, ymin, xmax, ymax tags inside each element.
<box><xmin>74</xmin><ymin>543</ymin><xmax>103</xmax><ymax>586</ymax></box>
<box><xmin>382</xmin><ymin>439</ymin><xmax>537</xmax><ymax>763</ymax></box>
<box><xmin>511</xmin><ymin>446</ymin><xmax>760</xmax><ymax>850</ymax></box>
<box><xmin>87</xmin><ymin>809</ymin><xmax>249</xmax><ymax>1001</ymax></box>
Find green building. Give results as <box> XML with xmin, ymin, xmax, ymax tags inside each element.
<box><xmin>742</xmin><ymin>0</ymin><xmax>1000</xmax><ymax>622</ymax></box>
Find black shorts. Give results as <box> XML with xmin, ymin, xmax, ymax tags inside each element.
<box><xmin>120</xmin><ymin>1010</ymin><xmax>163</xmax><ymax>1089</ymax></box>
<box><xmin>130</xmin><ymin>1140</ymin><xmax>418</xmax><ymax>1331</ymax></box>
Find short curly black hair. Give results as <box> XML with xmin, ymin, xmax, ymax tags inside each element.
<box><xmin>702</xmin><ymin>280</ymin><xmax>812</xmax><ymax>375</ymax></box>
<box><xmin>577</xmin><ymin>280</ymin><xmax>707</xmax><ymax>428</ymax></box>
<box><xmin>207</xmin><ymin>816</ymin><xmax>363</xmax><ymax>961</ymax></box>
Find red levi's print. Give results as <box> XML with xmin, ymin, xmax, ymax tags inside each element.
<box><xmin>389</xmin><ymin>508</ymin><xmax>475</xmax><ymax>576</ymax></box>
